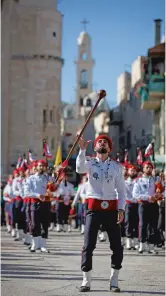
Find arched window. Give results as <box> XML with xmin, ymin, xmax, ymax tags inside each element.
<box><xmin>80</xmin><ymin>97</ymin><xmax>84</xmax><ymax>106</ymax></box>
<box><xmin>86</xmin><ymin>98</ymin><xmax>92</xmax><ymax>107</ymax></box>
<box><xmin>51</xmin><ymin>138</ymin><xmax>55</xmax><ymax>150</ymax></box>
<box><xmin>80</xmin><ymin>70</ymin><xmax>88</xmax><ymax>89</ymax></box>
<box><xmin>81</xmin><ymin>53</ymin><xmax>87</xmax><ymax>60</ymax></box>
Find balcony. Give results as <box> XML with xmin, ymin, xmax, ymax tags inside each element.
<box><xmin>109</xmin><ymin>109</ymin><xmax>123</xmax><ymax>126</ymax></box>
<box><xmin>140</xmin><ymin>74</ymin><xmax>165</xmax><ymax>110</ymax></box>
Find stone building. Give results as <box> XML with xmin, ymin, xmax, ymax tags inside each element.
<box><xmin>110</xmin><ymin>68</ymin><xmax>154</xmax><ymax>162</ymax></box>
<box><xmin>131</xmin><ymin>19</ymin><xmax>165</xmax><ymax>167</ymax></box>
<box><xmin>1</xmin><ymin>0</ymin><xmax>63</xmax><ymax>179</ymax></box>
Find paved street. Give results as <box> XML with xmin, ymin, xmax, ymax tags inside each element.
<box><xmin>1</xmin><ymin>227</ymin><xmax>165</xmax><ymax>296</ymax></box>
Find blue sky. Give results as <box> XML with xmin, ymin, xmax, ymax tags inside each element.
<box><xmin>58</xmin><ymin>0</ymin><xmax>165</xmax><ymax>107</ymax></box>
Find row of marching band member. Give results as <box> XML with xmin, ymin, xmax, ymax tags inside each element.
<box><xmin>99</xmin><ymin>162</ymin><xmax>165</xmax><ymax>253</ymax></box>
<box><xmin>2</xmin><ymin>158</ymin><xmax>165</xmax><ymax>255</ymax></box>
<box><xmin>3</xmin><ymin>160</ymin><xmax>77</xmax><ymax>252</ymax></box>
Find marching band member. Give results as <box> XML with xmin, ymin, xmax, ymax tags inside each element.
<box><xmin>22</xmin><ymin>166</ymin><xmax>32</xmax><ymax>245</ymax></box>
<box><xmin>12</xmin><ymin>167</ymin><xmax>25</xmax><ymax>241</ymax></box>
<box><xmin>133</xmin><ymin>161</ymin><xmax>162</xmax><ymax>254</ymax></box>
<box><xmin>72</xmin><ymin>174</ymin><xmax>88</xmax><ymax>234</ymax></box>
<box><xmin>3</xmin><ymin>175</ymin><xmax>13</xmax><ymax>233</ymax></box>
<box><xmin>10</xmin><ymin>169</ymin><xmax>19</xmax><ymax>237</ymax></box>
<box><xmin>25</xmin><ymin>160</ymin><xmax>54</xmax><ymax>253</ymax></box>
<box><xmin>55</xmin><ymin>171</ymin><xmax>75</xmax><ymax>232</ymax></box>
<box><xmin>76</xmin><ymin>134</ymin><xmax>125</xmax><ymax>292</ymax></box>
<box><xmin>125</xmin><ymin>164</ymin><xmax>139</xmax><ymax>250</ymax></box>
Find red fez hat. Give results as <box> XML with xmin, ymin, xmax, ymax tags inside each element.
<box><xmin>31</xmin><ymin>161</ymin><xmax>37</xmax><ymax>168</ymax></box>
<box><xmin>128</xmin><ymin>164</ymin><xmax>137</xmax><ymax>170</ymax></box>
<box><xmin>94</xmin><ymin>134</ymin><xmax>112</xmax><ymax>151</ymax></box>
<box><xmin>13</xmin><ymin>169</ymin><xmax>19</xmax><ymax>176</ymax></box>
<box><xmin>37</xmin><ymin>160</ymin><xmax>47</xmax><ymax>166</ymax></box>
<box><xmin>143</xmin><ymin>161</ymin><xmax>153</xmax><ymax>169</ymax></box>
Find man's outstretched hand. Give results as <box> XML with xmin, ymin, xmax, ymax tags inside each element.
<box><xmin>76</xmin><ymin>131</ymin><xmax>91</xmax><ymax>150</ymax></box>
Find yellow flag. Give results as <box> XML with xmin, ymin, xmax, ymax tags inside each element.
<box><xmin>55</xmin><ymin>145</ymin><xmax>62</xmax><ymax>166</ymax></box>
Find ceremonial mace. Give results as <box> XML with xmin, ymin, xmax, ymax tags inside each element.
<box><xmin>55</xmin><ymin>89</ymin><xmax>106</xmax><ymax>182</ymax></box>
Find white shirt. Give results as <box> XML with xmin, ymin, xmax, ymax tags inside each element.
<box><xmin>133</xmin><ymin>175</ymin><xmax>155</xmax><ymax>201</ymax></box>
<box><xmin>125</xmin><ymin>177</ymin><xmax>137</xmax><ymax>203</ymax></box>
<box><xmin>55</xmin><ymin>181</ymin><xmax>75</xmax><ymax>205</ymax></box>
<box><xmin>76</xmin><ymin>150</ymin><xmax>126</xmax><ymax>210</ymax></box>
<box><xmin>12</xmin><ymin>176</ymin><xmax>24</xmax><ymax>198</ymax></box>
<box><xmin>25</xmin><ymin>173</ymin><xmax>53</xmax><ymax>199</ymax></box>
<box><xmin>3</xmin><ymin>183</ymin><xmax>13</xmax><ymax>202</ymax></box>
<box><xmin>72</xmin><ymin>182</ymin><xmax>88</xmax><ymax>205</ymax></box>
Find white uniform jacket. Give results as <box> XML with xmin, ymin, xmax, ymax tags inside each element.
<box><xmin>76</xmin><ymin>149</ymin><xmax>126</xmax><ymax>210</ymax></box>
<box><xmin>125</xmin><ymin>177</ymin><xmax>137</xmax><ymax>203</ymax></box>
<box><xmin>133</xmin><ymin>175</ymin><xmax>155</xmax><ymax>202</ymax></box>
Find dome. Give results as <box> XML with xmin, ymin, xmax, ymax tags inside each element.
<box><xmin>77</xmin><ymin>31</ymin><xmax>90</xmax><ymax>45</ymax></box>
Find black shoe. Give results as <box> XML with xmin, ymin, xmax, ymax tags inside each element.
<box><xmin>131</xmin><ymin>246</ymin><xmax>138</xmax><ymax>250</ymax></box>
<box><xmin>138</xmin><ymin>250</ymin><xmax>144</xmax><ymax>254</ymax></box>
<box><xmin>30</xmin><ymin>249</ymin><xmax>36</xmax><ymax>253</ymax></box>
<box><xmin>99</xmin><ymin>239</ymin><xmax>106</xmax><ymax>242</ymax></box>
<box><xmin>79</xmin><ymin>286</ymin><xmax>90</xmax><ymax>292</ymax></box>
<box><xmin>126</xmin><ymin>247</ymin><xmax>132</xmax><ymax>250</ymax></box>
<box><xmin>24</xmin><ymin>242</ymin><xmax>31</xmax><ymax>246</ymax></box>
<box><xmin>14</xmin><ymin>238</ymin><xmax>19</xmax><ymax>241</ymax></box>
<box><xmin>110</xmin><ymin>285</ymin><xmax>120</xmax><ymax>292</ymax></box>
<box><xmin>148</xmin><ymin>250</ymin><xmax>158</xmax><ymax>254</ymax></box>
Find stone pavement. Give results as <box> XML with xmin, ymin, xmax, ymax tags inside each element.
<box><xmin>1</xmin><ymin>227</ymin><xmax>165</xmax><ymax>296</ymax></box>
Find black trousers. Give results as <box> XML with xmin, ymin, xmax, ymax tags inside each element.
<box><xmin>158</xmin><ymin>201</ymin><xmax>165</xmax><ymax>231</ymax></box>
<box><xmin>31</xmin><ymin>202</ymin><xmax>50</xmax><ymax>238</ymax></box>
<box><xmin>56</xmin><ymin>202</ymin><xmax>70</xmax><ymax>224</ymax></box>
<box><xmin>50</xmin><ymin>212</ymin><xmax>57</xmax><ymax>225</ymax></box>
<box><xmin>25</xmin><ymin>201</ymin><xmax>31</xmax><ymax>233</ymax></box>
<box><xmin>1</xmin><ymin>201</ymin><xmax>5</xmax><ymax>225</ymax></box>
<box><xmin>138</xmin><ymin>203</ymin><xmax>159</xmax><ymax>244</ymax></box>
<box><xmin>125</xmin><ymin>203</ymin><xmax>139</xmax><ymax>238</ymax></box>
<box><xmin>15</xmin><ymin>199</ymin><xmax>25</xmax><ymax>230</ymax></box>
<box><xmin>81</xmin><ymin>210</ymin><xmax>123</xmax><ymax>272</ymax></box>
<box><xmin>10</xmin><ymin>201</ymin><xmax>16</xmax><ymax>228</ymax></box>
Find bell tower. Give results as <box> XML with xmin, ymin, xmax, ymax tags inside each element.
<box><xmin>75</xmin><ymin>19</ymin><xmax>95</xmax><ymax>118</ymax></box>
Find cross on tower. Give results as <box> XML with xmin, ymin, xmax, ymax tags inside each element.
<box><xmin>81</xmin><ymin>18</ymin><xmax>89</xmax><ymax>31</ymax></box>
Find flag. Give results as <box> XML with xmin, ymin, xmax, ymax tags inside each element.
<box><xmin>43</xmin><ymin>139</ymin><xmax>52</xmax><ymax>159</ymax></box>
<box><xmin>124</xmin><ymin>149</ymin><xmax>129</xmax><ymax>166</ymax></box>
<box><xmin>144</xmin><ymin>143</ymin><xmax>153</xmax><ymax>158</ymax></box>
<box><xmin>55</xmin><ymin>145</ymin><xmax>62</xmax><ymax>166</ymax></box>
<box><xmin>137</xmin><ymin>148</ymin><xmax>143</xmax><ymax>165</ymax></box>
<box><xmin>28</xmin><ymin>150</ymin><xmax>36</xmax><ymax>162</ymax></box>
